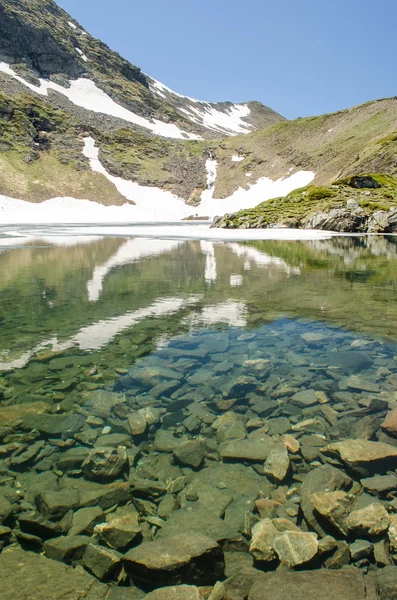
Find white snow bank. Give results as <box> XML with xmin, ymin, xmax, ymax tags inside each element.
<box><xmin>149</xmin><ymin>78</ymin><xmax>199</xmax><ymax>103</ymax></box>
<box><xmin>0</xmin><ymin>62</ymin><xmax>199</xmax><ymax>140</ymax></box>
<box><xmin>68</xmin><ymin>21</ymin><xmax>77</xmax><ymax>29</ymax></box>
<box><xmin>82</xmin><ymin>137</ymin><xmax>194</xmax><ymax>220</ymax></box>
<box><xmin>180</xmin><ymin>103</ymin><xmax>252</xmax><ymax>136</ymax></box>
<box><xmin>200</xmin><ymin>156</ymin><xmax>217</xmax><ymax>207</ymax></box>
<box><xmin>87</xmin><ymin>238</ymin><xmax>181</xmax><ymax>302</ymax></box>
<box><xmin>232</xmin><ymin>155</ymin><xmax>245</xmax><ymax>162</ymax></box>
<box><xmin>75</xmin><ymin>48</ymin><xmax>88</xmax><ymax>62</ymax></box>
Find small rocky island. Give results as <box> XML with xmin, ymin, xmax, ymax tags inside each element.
<box><xmin>212</xmin><ymin>175</ymin><xmax>397</xmax><ymax>233</ymax></box>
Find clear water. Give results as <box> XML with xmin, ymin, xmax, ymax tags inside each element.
<box><xmin>1</xmin><ymin>230</ymin><xmax>397</xmax><ymax>585</ymax></box>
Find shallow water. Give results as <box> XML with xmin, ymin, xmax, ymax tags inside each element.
<box><xmin>1</xmin><ymin>230</ymin><xmax>397</xmax><ymax>591</ymax></box>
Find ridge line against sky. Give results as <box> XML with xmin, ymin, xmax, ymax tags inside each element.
<box><xmin>57</xmin><ymin>0</ymin><xmax>396</xmax><ymax>120</ymax></box>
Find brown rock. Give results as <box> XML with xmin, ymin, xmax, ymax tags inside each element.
<box><xmin>381</xmin><ymin>409</ymin><xmax>397</xmax><ymax>437</ymax></box>
<box><xmin>347</xmin><ymin>503</ymin><xmax>390</xmax><ymax>536</ymax></box>
<box><xmin>325</xmin><ymin>440</ymin><xmax>397</xmax><ymax>476</ymax></box>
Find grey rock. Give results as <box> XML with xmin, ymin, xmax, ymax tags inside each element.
<box><xmin>361</xmin><ymin>474</ymin><xmax>397</xmax><ymax>494</ymax></box>
<box><xmin>95</xmin><ymin>510</ymin><xmax>142</xmax><ymax>551</ymax></box>
<box><xmin>123</xmin><ymin>532</ymin><xmax>224</xmax><ymax>589</ymax></box>
<box><xmin>263</xmin><ymin>444</ymin><xmax>290</xmax><ymax>482</ymax></box>
<box><xmin>83</xmin><ymin>543</ymin><xmax>122</xmax><ymax>581</ymax></box>
<box><xmin>350</xmin><ymin>539</ymin><xmax>373</xmax><ymax>562</ymax></box>
<box><xmin>21</xmin><ymin>413</ymin><xmax>85</xmax><ymax>437</ymax></box>
<box><xmin>173</xmin><ymin>439</ymin><xmax>207</xmax><ymax>468</ymax></box>
<box><xmin>36</xmin><ymin>489</ymin><xmax>80</xmax><ymax>519</ymax></box>
<box><xmin>291</xmin><ymin>389</ymin><xmax>318</xmax><ymax>407</ymax></box>
<box><xmin>220</xmin><ymin>437</ymin><xmax>273</xmax><ymax>462</ymax></box>
<box><xmin>82</xmin><ymin>446</ymin><xmax>128</xmax><ymax>480</ymax></box>
<box><xmin>325</xmin><ymin>439</ymin><xmax>397</xmax><ymax>476</ymax></box>
<box><xmin>69</xmin><ymin>506</ymin><xmax>104</xmax><ymax>536</ymax></box>
<box><xmin>43</xmin><ymin>535</ymin><xmax>91</xmax><ymax>563</ymax></box>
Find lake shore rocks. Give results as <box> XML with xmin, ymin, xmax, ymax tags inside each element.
<box><xmin>3</xmin><ymin>315</ymin><xmax>397</xmax><ymax>596</ymax></box>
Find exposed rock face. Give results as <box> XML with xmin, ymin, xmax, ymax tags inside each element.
<box><xmin>123</xmin><ymin>533</ymin><xmax>225</xmax><ymax>589</ymax></box>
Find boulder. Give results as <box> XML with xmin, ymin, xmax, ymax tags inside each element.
<box><xmin>273</xmin><ymin>531</ymin><xmax>318</xmax><ymax>567</ymax></box>
<box><xmin>35</xmin><ymin>489</ymin><xmax>80</xmax><ymax>519</ymax></box>
<box><xmin>69</xmin><ymin>506</ymin><xmax>104</xmax><ymax>536</ymax></box>
<box><xmin>82</xmin><ymin>446</ymin><xmax>128</xmax><ymax>480</ymax></box>
<box><xmin>43</xmin><ymin>535</ymin><xmax>91</xmax><ymax>563</ymax></box>
<box><xmin>173</xmin><ymin>439</ymin><xmax>207</xmax><ymax>468</ymax></box>
<box><xmin>123</xmin><ymin>533</ymin><xmax>224</xmax><ymax>589</ymax></box>
<box><xmin>346</xmin><ymin>503</ymin><xmax>390</xmax><ymax>536</ymax></box>
<box><xmin>300</xmin><ymin>465</ymin><xmax>352</xmax><ymax>536</ymax></box>
<box><xmin>83</xmin><ymin>544</ymin><xmax>122</xmax><ymax>581</ymax></box>
<box><xmin>324</xmin><ymin>440</ymin><xmax>397</xmax><ymax>476</ymax></box>
<box><xmin>20</xmin><ymin>413</ymin><xmax>85</xmax><ymax>437</ymax></box>
<box><xmin>94</xmin><ymin>511</ymin><xmax>142</xmax><ymax>550</ymax></box>
<box><xmin>220</xmin><ymin>438</ymin><xmax>273</xmax><ymax>462</ymax></box>
<box><xmin>311</xmin><ymin>491</ymin><xmax>355</xmax><ymax>536</ymax></box>
<box><xmin>290</xmin><ymin>389</ymin><xmax>318</xmax><ymax>407</ymax></box>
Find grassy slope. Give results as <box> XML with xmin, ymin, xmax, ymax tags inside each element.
<box><xmin>210</xmin><ymin>99</ymin><xmax>397</xmax><ymax>199</ymax></box>
<box><xmin>214</xmin><ymin>174</ymin><xmax>397</xmax><ymax>229</ymax></box>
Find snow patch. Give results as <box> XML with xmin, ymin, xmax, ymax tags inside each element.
<box><xmin>180</xmin><ymin>103</ymin><xmax>252</xmax><ymax>136</ymax></box>
<box><xmin>75</xmin><ymin>48</ymin><xmax>88</xmax><ymax>62</ymax></box>
<box><xmin>0</xmin><ymin>62</ymin><xmax>199</xmax><ymax>140</ymax></box>
<box><xmin>232</xmin><ymin>155</ymin><xmax>245</xmax><ymax>162</ymax></box>
<box><xmin>87</xmin><ymin>238</ymin><xmax>181</xmax><ymax>302</ymax></box>
<box><xmin>230</xmin><ymin>274</ymin><xmax>243</xmax><ymax>287</ymax></box>
<box><xmin>68</xmin><ymin>21</ymin><xmax>77</xmax><ymax>29</ymax></box>
<box><xmin>200</xmin><ymin>155</ymin><xmax>217</xmax><ymax>207</ymax></box>
<box><xmin>149</xmin><ymin>78</ymin><xmax>199</xmax><ymax>103</ymax></box>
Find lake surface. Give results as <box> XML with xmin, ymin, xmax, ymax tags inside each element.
<box><xmin>1</xmin><ymin>228</ymin><xmax>397</xmax><ymax>594</ymax></box>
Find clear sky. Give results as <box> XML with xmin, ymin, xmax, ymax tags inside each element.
<box><xmin>57</xmin><ymin>0</ymin><xmax>396</xmax><ymax>120</ymax></box>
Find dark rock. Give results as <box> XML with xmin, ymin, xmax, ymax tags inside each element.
<box><xmin>83</xmin><ymin>543</ymin><xmax>122</xmax><ymax>581</ymax></box>
<box><xmin>18</xmin><ymin>511</ymin><xmax>62</xmax><ymax>540</ymax></box>
<box><xmin>377</xmin><ymin>565</ymin><xmax>397</xmax><ymax>600</ymax></box>
<box><xmin>173</xmin><ymin>439</ymin><xmax>207</xmax><ymax>468</ymax></box>
<box><xmin>361</xmin><ymin>474</ymin><xmax>397</xmax><ymax>494</ymax></box>
<box><xmin>43</xmin><ymin>535</ymin><xmax>91</xmax><ymax>563</ymax></box>
<box><xmin>82</xmin><ymin>446</ymin><xmax>128</xmax><ymax>480</ymax></box>
<box><xmin>35</xmin><ymin>489</ymin><xmax>80</xmax><ymax>519</ymax></box>
<box><xmin>0</xmin><ymin>494</ymin><xmax>13</xmax><ymax>524</ymax></box>
<box><xmin>350</xmin><ymin>539</ymin><xmax>373</xmax><ymax>562</ymax></box>
<box><xmin>347</xmin><ymin>175</ymin><xmax>382</xmax><ymax>189</ymax></box>
<box><xmin>95</xmin><ymin>510</ymin><xmax>142</xmax><ymax>551</ymax></box>
<box><xmin>69</xmin><ymin>506</ymin><xmax>105</xmax><ymax>536</ymax></box>
<box><xmin>123</xmin><ymin>533</ymin><xmax>224</xmax><ymax>589</ymax></box>
<box><xmin>20</xmin><ymin>413</ymin><xmax>85</xmax><ymax>437</ymax></box>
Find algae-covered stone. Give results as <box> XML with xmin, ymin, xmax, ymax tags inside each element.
<box><xmin>82</xmin><ymin>446</ymin><xmax>128</xmax><ymax>480</ymax></box>
<box><xmin>173</xmin><ymin>439</ymin><xmax>207</xmax><ymax>468</ymax></box>
<box><xmin>83</xmin><ymin>543</ymin><xmax>122</xmax><ymax>581</ymax></box>
<box><xmin>43</xmin><ymin>535</ymin><xmax>90</xmax><ymax>563</ymax></box>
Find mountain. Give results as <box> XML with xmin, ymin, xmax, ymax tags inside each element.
<box><xmin>0</xmin><ymin>0</ymin><xmax>396</xmax><ymax>222</ymax></box>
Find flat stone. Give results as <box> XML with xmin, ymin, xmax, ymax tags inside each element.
<box><xmin>220</xmin><ymin>438</ymin><xmax>273</xmax><ymax>462</ymax></box>
<box><xmin>18</xmin><ymin>512</ymin><xmax>62</xmax><ymax>539</ymax></box>
<box><xmin>84</xmin><ymin>390</ymin><xmax>126</xmax><ymax>419</ymax></box>
<box><xmin>36</xmin><ymin>489</ymin><xmax>80</xmax><ymax>519</ymax></box>
<box><xmin>43</xmin><ymin>535</ymin><xmax>91</xmax><ymax>564</ymax></box>
<box><xmin>361</xmin><ymin>474</ymin><xmax>397</xmax><ymax>493</ymax></box>
<box><xmin>249</xmin><ymin>569</ymin><xmax>367</xmax><ymax>600</ymax></box>
<box><xmin>153</xmin><ymin>430</ymin><xmax>189</xmax><ymax>453</ymax></box>
<box><xmin>249</xmin><ymin>519</ymin><xmax>278</xmax><ymax>562</ymax></box>
<box><xmin>123</xmin><ymin>533</ymin><xmax>224</xmax><ymax>589</ymax></box>
<box><xmin>0</xmin><ymin>401</ymin><xmax>50</xmax><ymax>426</ymax></box>
<box><xmin>145</xmin><ymin>586</ymin><xmax>203</xmax><ymax>600</ymax></box>
<box><xmin>173</xmin><ymin>439</ymin><xmax>207</xmax><ymax>468</ymax></box>
<box><xmin>326</xmin><ymin>351</ymin><xmax>373</xmax><ymax>373</ymax></box>
<box><xmin>344</xmin><ymin>376</ymin><xmax>380</xmax><ymax>393</ymax></box>
<box><xmin>83</xmin><ymin>543</ymin><xmax>122</xmax><ymax>581</ymax></box>
<box><xmin>325</xmin><ymin>440</ymin><xmax>397</xmax><ymax>476</ymax></box>
<box><xmin>157</xmin><ymin>504</ymin><xmax>241</xmax><ymax>545</ymax></box>
<box><xmin>0</xmin><ymin>547</ymin><xmax>108</xmax><ymax>600</ymax></box>
<box><xmin>21</xmin><ymin>413</ymin><xmax>85</xmax><ymax>437</ymax></box>
<box><xmin>273</xmin><ymin>531</ymin><xmax>318</xmax><ymax>567</ymax></box>
<box><xmin>69</xmin><ymin>506</ymin><xmax>104</xmax><ymax>536</ymax></box>
<box><xmin>263</xmin><ymin>444</ymin><xmax>290</xmax><ymax>482</ymax></box>
<box><xmin>346</xmin><ymin>503</ymin><xmax>390</xmax><ymax>536</ymax></box>
<box><xmin>290</xmin><ymin>390</ymin><xmax>318</xmax><ymax>408</ymax></box>
<box><xmin>377</xmin><ymin>566</ymin><xmax>397</xmax><ymax>600</ymax></box>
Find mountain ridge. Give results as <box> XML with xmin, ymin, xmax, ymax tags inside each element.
<box><xmin>0</xmin><ymin>0</ymin><xmax>396</xmax><ymax>222</ymax></box>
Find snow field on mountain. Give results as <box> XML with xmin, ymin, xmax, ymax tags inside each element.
<box><xmin>0</xmin><ymin>62</ymin><xmax>199</xmax><ymax>140</ymax></box>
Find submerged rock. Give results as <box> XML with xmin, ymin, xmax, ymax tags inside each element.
<box><xmin>123</xmin><ymin>533</ymin><xmax>224</xmax><ymax>589</ymax></box>
<box><xmin>273</xmin><ymin>531</ymin><xmax>318</xmax><ymax>567</ymax></box>
<box><xmin>82</xmin><ymin>446</ymin><xmax>128</xmax><ymax>480</ymax></box>
<box><xmin>325</xmin><ymin>440</ymin><xmax>397</xmax><ymax>476</ymax></box>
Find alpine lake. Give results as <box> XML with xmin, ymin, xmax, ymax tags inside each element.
<box><xmin>1</xmin><ymin>229</ymin><xmax>397</xmax><ymax>599</ymax></box>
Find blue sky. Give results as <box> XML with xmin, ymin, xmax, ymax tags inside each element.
<box><xmin>57</xmin><ymin>0</ymin><xmax>396</xmax><ymax>119</ymax></box>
